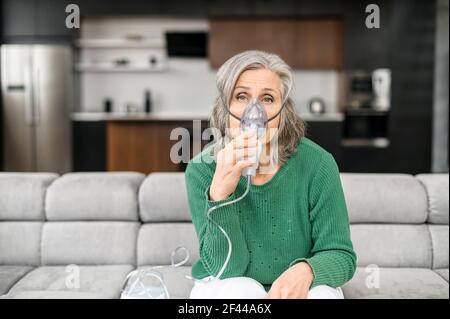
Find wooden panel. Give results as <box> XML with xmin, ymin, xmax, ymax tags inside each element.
<box><xmin>107</xmin><ymin>121</ymin><xmax>180</xmax><ymax>174</ymax></box>
<box><xmin>209</xmin><ymin>17</ymin><xmax>343</xmax><ymax>69</ymax></box>
<box><xmin>106</xmin><ymin>120</ymin><xmax>212</xmax><ymax>174</ymax></box>
<box><xmin>209</xmin><ymin>19</ymin><xmax>296</xmax><ymax>69</ymax></box>
<box><xmin>295</xmin><ymin>18</ymin><xmax>343</xmax><ymax>69</ymax></box>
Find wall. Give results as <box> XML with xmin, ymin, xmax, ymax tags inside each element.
<box><xmin>432</xmin><ymin>0</ymin><xmax>449</xmax><ymax>172</ymax></box>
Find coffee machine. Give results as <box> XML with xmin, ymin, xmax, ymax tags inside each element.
<box><xmin>371</xmin><ymin>68</ymin><xmax>391</xmax><ymax>111</ymax></box>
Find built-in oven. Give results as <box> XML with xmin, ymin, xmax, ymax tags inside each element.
<box><xmin>342</xmin><ymin>69</ymin><xmax>391</xmax><ymax>148</ymax></box>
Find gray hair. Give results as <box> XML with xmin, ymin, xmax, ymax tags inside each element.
<box><xmin>209</xmin><ymin>50</ymin><xmax>306</xmax><ymax>165</ymax></box>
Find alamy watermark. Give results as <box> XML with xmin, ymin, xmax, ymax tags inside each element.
<box><xmin>169</xmin><ymin>122</ymin><xmax>281</xmax><ymax>175</ymax></box>
<box><xmin>65</xmin><ymin>264</ymin><xmax>80</xmax><ymax>289</ymax></box>
<box><xmin>65</xmin><ymin>4</ymin><xmax>80</xmax><ymax>29</ymax></box>
<box><xmin>366</xmin><ymin>4</ymin><xmax>381</xmax><ymax>29</ymax></box>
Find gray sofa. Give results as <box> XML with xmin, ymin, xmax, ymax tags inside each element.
<box><xmin>0</xmin><ymin>172</ymin><xmax>448</xmax><ymax>299</ymax></box>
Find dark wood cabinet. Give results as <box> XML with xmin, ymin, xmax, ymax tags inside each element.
<box><xmin>106</xmin><ymin>120</ymin><xmax>211</xmax><ymax>174</ymax></box>
<box><xmin>209</xmin><ymin>17</ymin><xmax>343</xmax><ymax>69</ymax></box>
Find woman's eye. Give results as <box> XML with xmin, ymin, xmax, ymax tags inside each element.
<box><xmin>262</xmin><ymin>96</ymin><xmax>274</xmax><ymax>103</ymax></box>
<box><xmin>237</xmin><ymin>94</ymin><xmax>247</xmax><ymax>102</ymax></box>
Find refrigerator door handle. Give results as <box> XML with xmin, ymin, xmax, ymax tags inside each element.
<box><xmin>34</xmin><ymin>68</ymin><xmax>41</xmax><ymax>125</ymax></box>
<box><xmin>24</xmin><ymin>65</ymin><xmax>34</xmax><ymax>125</ymax></box>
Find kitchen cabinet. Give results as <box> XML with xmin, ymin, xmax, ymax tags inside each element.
<box><xmin>106</xmin><ymin>118</ymin><xmax>344</xmax><ymax>174</ymax></box>
<box><xmin>305</xmin><ymin>119</ymin><xmax>343</xmax><ymax>165</ymax></box>
<box><xmin>106</xmin><ymin>120</ymin><xmax>211</xmax><ymax>174</ymax></box>
<box><xmin>1</xmin><ymin>0</ymin><xmax>36</xmax><ymax>38</ymax></box>
<box><xmin>209</xmin><ymin>17</ymin><xmax>343</xmax><ymax>69</ymax></box>
<box><xmin>72</xmin><ymin>116</ymin><xmax>344</xmax><ymax>173</ymax></box>
<box><xmin>1</xmin><ymin>0</ymin><xmax>73</xmax><ymax>41</ymax></box>
<box><xmin>72</xmin><ymin>121</ymin><xmax>106</xmax><ymax>171</ymax></box>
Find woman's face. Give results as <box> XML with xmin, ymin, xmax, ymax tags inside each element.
<box><xmin>228</xmin><ymin>68</ymin><xmax>283</xmax><ymax>144</ymax></box>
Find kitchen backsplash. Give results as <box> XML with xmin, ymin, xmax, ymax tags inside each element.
<box><xmin>80</xmin><ymin>58</ymin><xmax>338</xmax><ymax>114</ymax></box>
<box><xmin>78</xmin><ymin>17</ymin><xmax>339</xmax><ymax>115</ymax></box>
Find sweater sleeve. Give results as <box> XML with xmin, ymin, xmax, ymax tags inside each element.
<box><xmin>289</xmin><ymin>152</ymin><xmax>357</xmax><ymax>288</ymax></box>
<box><xmin>185</xmin><ymin>161</ymin><xmax>250</xmax><ymax>279</ymax></box>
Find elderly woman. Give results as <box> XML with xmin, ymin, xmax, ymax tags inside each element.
<box><xmin>185</xmin><ymin>50</ymin><xmax>356</xmax><ymax>299</ymax></box>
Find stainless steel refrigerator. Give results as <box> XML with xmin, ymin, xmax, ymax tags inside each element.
<box><xmin>1</xmin><ymin>45</ymin><xmax>72</xmax><ymax>173</ymax></box>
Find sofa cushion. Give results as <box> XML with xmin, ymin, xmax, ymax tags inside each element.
<box><xmin>4</xmin><ymin>290</ymin><xmax>105</xmax><ymax>299</ymax></box>
<box><xmin>0</xmin><ymin>266</ymin><xmax>33</xmax><ymax>295</ymax></box>
<box><xmin>0</xmin><ymin>173</ymin><xmax>58</xmax><ymax>220</ymax></box>
<box><xmin>4</xmin><ymin>265</ymin><xmax>133</xmax><ymax>299</ymax></box>
<box><xmin>137</xmin><ymin>223</ymin><xmax>198</xmax><ymax>267</ymax></box>
<box><xmin>135</xmin><ymin>265</ymin><xmax>194</xmax><ymax>299</ymax></box>
<box><xmin>342</xmin><ymin>267</ymin><xmax>449</xmax><ymax>299</ymax></box>
<box><xmin>429</xmin><ymin>225</ymin><xmax>449</xmax><ymax>269</ymax></box>
<box><xmin>341</xmin><ymin>174</ymin><xmax>428</xmax><ymax>224</ymax></box>
<box><xmin>350</xmin><ymin>224</ymin><xmax>432</xmax><ymax>268</ymax></box>
<box><xmin>0</xmin><ymin>222</ymin><xmax>43</xmax><ymax>265</ymax></box>
<box><xmin>139</xmin><ymin>173</ymin><xmax>191</xmax><ymax>222</ymax></box>
<box><xmin>46</xmin><ymin>172</ymin><xmax>145</xmax><ymax>221</ymax></box>
<box><xmin>434</xmin><ymin>269</ymin><xmax>449</xmax><ymax>282</ymax></box>
<box><xmin>416</xmin><ymin>174</ymin><xmax>449</xmax><ymax>224</ymax></box>
<box><xmin>41</xmin><ymin>222</ymin><xmax>139</xmax><ymax>265</ymax></box>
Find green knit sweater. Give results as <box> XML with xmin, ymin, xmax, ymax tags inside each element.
<box><xmin>185</xmin><ymin>137</ymin><xmax>356</xmax><ymax>291</ymax></box>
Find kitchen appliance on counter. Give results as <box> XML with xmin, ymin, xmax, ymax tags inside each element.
<box><xmin>371</xmin><ymin>68</ymin><xmax>391</xmax><ymax>111</ymax></box>
<box><xmin>1</xmin><ymin>45</ymin><xmax>72</xmax><ymax>173</ymax></box>
<box><xmin>308</xmin><ymin>97</ymin><xmax>326</xmax><ymax>114</ymax></box>
<box><xmin>344</xmin><ymin>69</ymin><xmax>391</xmax><ymax>111</ymax></box>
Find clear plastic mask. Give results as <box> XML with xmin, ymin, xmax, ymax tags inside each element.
<box><xmin>240</xmin><ymin>97</ymin><xmax>268</xmax><ymax>138</ymax></box>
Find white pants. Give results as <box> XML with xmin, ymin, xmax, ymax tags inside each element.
<box><xmin>189</xmin><ymin>276</ymin><xmax>344</xmax><ymax>299</ymax></box>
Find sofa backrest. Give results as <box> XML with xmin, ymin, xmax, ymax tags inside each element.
<box><xmin>0</xmin><ymin>173</ymin><xmax>58</xmax><ymax>266</ymax></box>
<box><xmin>1</xmin><ymin>172</ymin><xmax>448</xmax><ymax>273</ymax></box>
<box><xmin>137</xmin><ymin>173</ymin><xmax>199</xmax><ymax>267</ymax></box>
<box><xmin>416</xmin><ymin>174</ymin><xmax>449</xmax><ymax>271</ymax></box>
<box><xmin>42</xmin><ymin>172</ymin><xmax>144</xmax><ymax>266</ymax></box>
<box><xmin>136</xmin><ymin>172</ymin><xmax>449</xmax><ymax>272</ymax></box>
<box><xmin>341</xmin><ymin>173</ymin><xmax>433</xmax><ymax>269</ymax></box>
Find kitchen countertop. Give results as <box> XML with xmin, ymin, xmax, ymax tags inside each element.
<box><xmin>71</xmin><ymin>112</ymin><xmax>344</xmax><ymax>122</ymax></box>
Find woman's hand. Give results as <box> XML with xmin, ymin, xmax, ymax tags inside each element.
<box><xmin>266</xmin><ymin>262</ymin><xmax>314</xmax><ymax>299</ymax></box>
<box><xmin>209</xmin><ymin>130</ymin><xmax>257</xmax><ymax>201</ymax></box>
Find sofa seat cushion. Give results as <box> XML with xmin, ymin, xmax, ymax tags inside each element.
<box><xmin>342</xmin><ymin>267</ymin><xmax>449</xmax><ymax>299</ymax></box>
<box><xmin>4</xmin><ymin>265</ymin><xmax>134</xmax><ymax>299</ymax></box>
<box><xmin>434</xmin><ymin>269</ymin><xmax>449</xmax><ymax>282</ymax></box>
<box><xmin>0</xmin><ymin>266</ymin><xmax>33</xmax><ymax>295</ymax></box>
<box><xmin>136</xmin><ymin>265</ymin><xmax>194</xmax><ymax>299</ymax></box>
<box><xmin>3</xmin><ymin>290</ymin><xmax>105</xmax><ymax>299</ymax></box>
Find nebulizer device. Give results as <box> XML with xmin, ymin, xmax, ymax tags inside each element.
<box><xmin>121</xmin><ymin>96</ymin><xmax>282</xmax><ymax>298</ymax></box>
<box><xmin>121</xmin><ymin>247</ymin><xmax>190</xmax><ymax>299</ymax></box>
